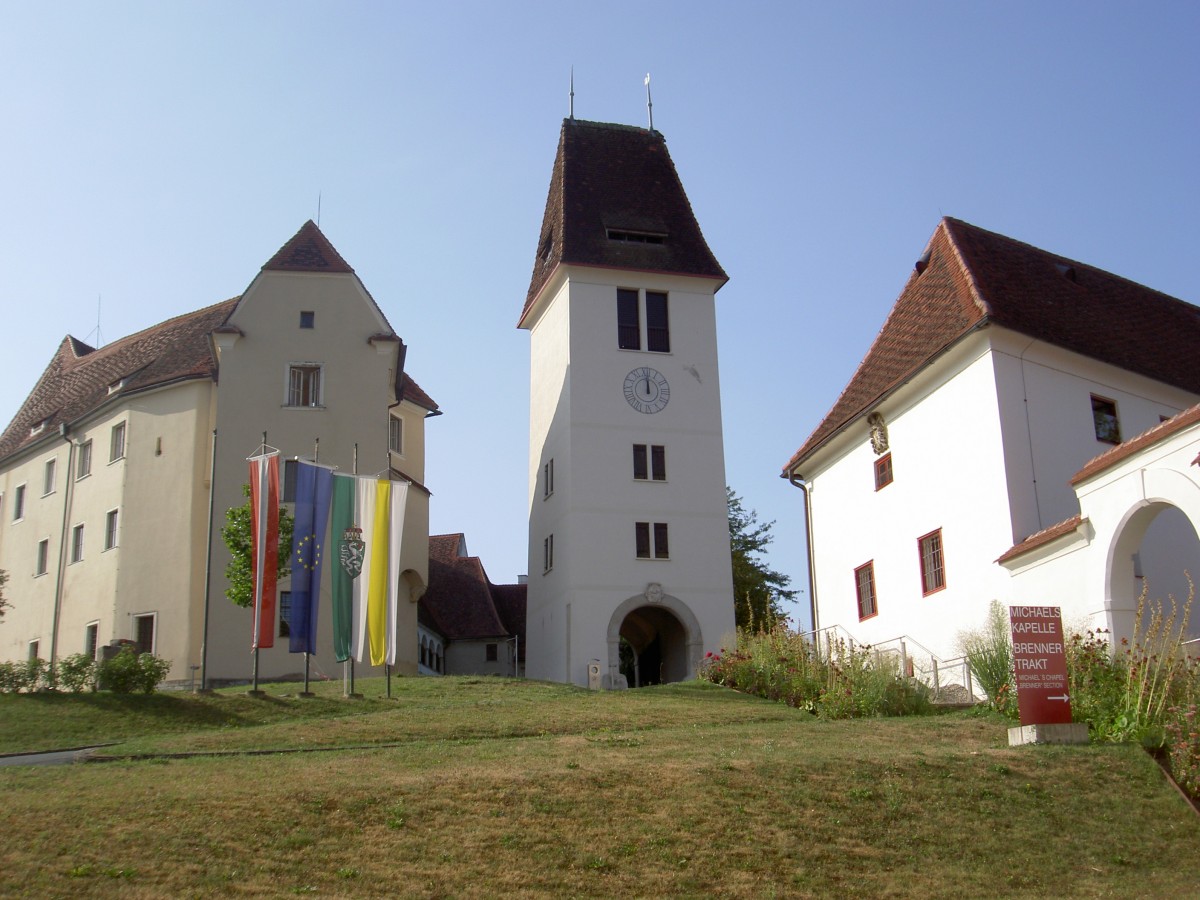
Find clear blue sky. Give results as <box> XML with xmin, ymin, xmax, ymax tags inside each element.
<box><xmin>2</xmin><ymin>2</ymin><xmax>1197</xmax><ymax>630</ymax></box>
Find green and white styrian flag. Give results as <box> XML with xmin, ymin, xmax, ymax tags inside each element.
<box><xmin>330</xmin><ymin>473</ymin><xmax>408</xmax><ymax>666</ymax></box>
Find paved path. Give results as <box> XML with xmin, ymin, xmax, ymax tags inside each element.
<box><xmin>0</xmin><ymin>748</ymin><xmax>97</xmax><ymax>767</ymax></box>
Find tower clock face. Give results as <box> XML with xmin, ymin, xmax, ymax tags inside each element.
<box><xmin>624</xmin><ymin>367</ymin><xmax>670</xmax><ymax>414</ymax></box>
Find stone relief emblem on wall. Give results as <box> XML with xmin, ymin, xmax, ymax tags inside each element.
<box><xmin>644</xmin><ymin>583</ymin><xmax>664</xmax><ymax>604</ymax></box>
<box><xmin>867</xmin><ymin>412</ymin><xmax>889</xmax><ymax>456</ymax></box>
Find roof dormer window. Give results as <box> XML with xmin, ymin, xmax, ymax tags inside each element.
<box><xmin>107</xmin><ymin>378</ymin><xmax>126</xmax><ymax>395</ymax></box>
<box><xmin>606</xmin><ymin>229</ymin><xmax>666</xmax><ymax>245</ymax></box>
<box><xmin>30</xmin><ymin>417</ymin><xmax>50</xmax><ymax>436</ymax></box>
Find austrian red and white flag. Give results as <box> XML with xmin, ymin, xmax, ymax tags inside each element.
<box><xmin>249</xmin><ymin>452</ymin><xmax>281</xmax><ymax>650</ymax></box>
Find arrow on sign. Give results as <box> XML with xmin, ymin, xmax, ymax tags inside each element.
<box><xmin>1047</xmin><ymin>694</ymin><xmax>1071</xmax><ymax>702</ymax></box>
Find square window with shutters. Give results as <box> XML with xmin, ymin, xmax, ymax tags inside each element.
<box><xmin>36</xmin><ymin>539</ymin><xmax>49</xmax><ymax>576</ymax></box>
<box><xmin>287</xmin><ymin>365</ymin><xmax>323</xmax><ymax>408</ymax></box>
<box><xmin>918</xmin><ymin>529</ymin><xmax>946</xmax><ymax>595</ymax></box>
<box><xmin>77</xmin><ymin>441</ymin><xmax>93</xmax><ymax>480</ymax></box>
<box><xmin>389</xmin><ymin>416</ymin><xmax>403</xmax><ymax>455</ymax></box>
<box><xmin>874</xmin><ymin>453</ymin><xmax>893</xmax><ymax>490</ymax></box>
<box><xmin>134</xmin><ymin>614</ymin><xmax>155</xmax><ymax>655</ymax></box>
<box><xmin>43</xmin><ymin>458</ymin><xmax>56</xmax><ymax>496</ymax></box>
<box><xmin>104</xmin><ymin>509</ymin><xmax>119</xmax><ymax>550</ymax></box>
<box><xmin>855</xmin><ymin>562</ymin><xmax>878</xmax><ymax>620</ymax></box>
<box><xmin>110</xmin><ymin>422</ymin><xmax>126</xmax><ymax>462</ymax></box>
<box><xmin>1091</xmin><ymin>395</ymin><xmax>1121</xmax><ymax>444</ymax></box>
<box><xmin>71</xmin><ymin>524</ymin><xmax>84</xmax><ymax>564</ymax></box>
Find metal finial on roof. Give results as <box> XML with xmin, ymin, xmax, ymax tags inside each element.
<box><xmin>569</xmin><ymin>67</ymin><xmax>575</xmax><ymax>120</ymax></box>
<box><xmin>317</xmin><ymin>192</ymin><xmax>322</xmax><ymax>227</ymax></box>
<box><xmin>644</xmin><ymin>72</ymin><xmax>654</xmax><ymax>132</ymax></box>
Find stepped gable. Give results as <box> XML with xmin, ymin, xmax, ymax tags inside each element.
<box><xmin>521</xmin><ymin>118</ymin><xmax>727</xmax><ymax>325</ymax></box>
<box><xmin>262</xmin><ymin>220</ymin><xmax>354</xmax><ymax>273</ymax></box>
<box><xmin>420</xmin><ymin>533</ymin><xmax>510</xmax><ymax>640</ymax></box>
<box><xmin>783</xmin><ymin>218</ymin><xmax>1200</xmax><ymax>475</ymax></box>
<box><xmin>0</xmin><ymin>298</ymin><xmax>239</xmax><ymax>462</ymax></box>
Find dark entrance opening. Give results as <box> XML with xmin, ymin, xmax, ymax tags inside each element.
<box><xmin>617</xmin><ymin>605</ymin><xmax>687</xmax><ymax>686</ymax></box>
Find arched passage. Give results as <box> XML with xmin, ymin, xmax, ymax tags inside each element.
<box><xmin>1102</xmin><ymin>469</ymin><xmax>1200</xmax><ymax>644</ymax></box>
<box><xmin>606</xmin><ymin>585</ymin><xmax>704</xmax><ymax>687</ymax></box>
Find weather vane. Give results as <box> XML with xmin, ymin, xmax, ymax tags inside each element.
<box><xmin>644</xmin><ymin>72</ymin><xmax>654</xmax><ymax>131</ymax></box>
<box><xmin>569</xmin><ymin>67</ymin><xmax>575</xmax><ymax>119</ymax></box>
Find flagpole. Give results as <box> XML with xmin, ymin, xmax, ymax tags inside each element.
<box><xmin>299</xmin><ymin>438</ymin><xmax>318</xmax><ymax>698</ymax></box>
<box><xmin>250</xmin><ymin>431</ymin><xmax>267</xmax><ymax>696</ymax></box>
<box><xmin>347</xmin><ymin>442</ymin><xmax>359</xmax><ymax>698</ymax></box>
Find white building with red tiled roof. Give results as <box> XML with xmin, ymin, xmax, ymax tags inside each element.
<box><xmin>783</xmin><ymin>218</ymin><xmax>1200</xmax><ymax>660</ymax></box>
<box><xmin>0</xmin><ymin>221</ymin><xmax>440</xmax><ymax>685</ymax></box>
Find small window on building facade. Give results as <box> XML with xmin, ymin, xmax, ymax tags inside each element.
<box><xmin>543</xmin><ymin>534</ymin><xmax>554</xmax><ymax>572</ymax></box>
<box><xmin>71</xmin><ymin>524</ymin><xmax>84</xmax><ymax>563</ymax></box>
<box><xmin>874</xmin><ymin>453</ymin><xmax>893</xmax><ymax>490</ymax></box>
<box><xmin>77</xmin><ymin>441</ymin><xmax>93</xmax><ymax>479</ymax></box>
<box><xmin>1091</xmin><ymin>395</ymin><xmax>1121</xmax><ymax>444</ymax></box>
<box><xmin>918</xmin><ymin>529</ymin><xmax>946</xmax><ymax>595</ymax></box>
<box><xmin>104</xmin><ymin>509</ymin><xmax>119</xmax><ymax>550</ymax></box>
<box><xmin>288</xmin><ymin>365</ymin><xmax>323</xmax><ymax>407</ymax></box>
<box><xmin>633</xmin><ymin>444</ymin><xmax>666</xmax><ymax>481</ymax></box>
<box><xmin>279</xmin><ymin>591</ymin><xmax>291</xmax><ymax>638</ymax></box>
<box><xmin>13</xmin><ymin>484</ymin><xmax>26</xmax><ymax>521</ymax></box>
<box><xmin>134</xmin><ymin>613</ymin><xmax>156</xmax><ymax>655</ymax></box>
<box><xmin>618</xmin><ymin>288</ymin><xmax>641</xmax><ymax>350</ymax></box>
<box><xmin>110</xmin><ymin>422</ymin><xmax>127</xmax><ymax>462</ymax></box>
<box><xmin>300</xmin><ymin>311</ymin><xmax>315</xmax><ymax>329</ymax></box>
<box><xmin>85</xmin><ymin>622</ymin><xmax>99</xmax><ymax>660</ymax></box>
<box><xmin>543</xmin><ymin>458</ymin><xmax>554</xmax><ymax>498</ymax></box>
<box><xmin>43</xmin><ymin>458</ymin><xmax>56</xmax><ymax>496</ymax></box>
<box><xmin>636</xmin><ymin>522</ymin><xmax>670</xmax><ymax>559</ymax></box>
<box><xmin>486</xmin><ymin>643</ymin><xmax>498</xmax><ymax>662</ymax></box>
<box><xmin>29</xmin><ymin>640</ymin><xmax>39</xmax><ymax>661</ymax></box>
<box><xmin>389</xmin><ymin>416</ymin><xmax>403</xmax><ymax>454</ymax></box>
<box><xmin>35</xmin><ymin>539</ymin><xmax>49</xmax><ymax>576</ymax></box>
<box><xmin>855</xmin><ymin>562</ymin><xmax>877</xmax><ymax>620</ymax></box>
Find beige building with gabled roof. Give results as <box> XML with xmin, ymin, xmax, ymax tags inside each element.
<box><xmin>0</xmin><ymin>221</ymin><xmax>439</xmax><ymax>685</ymax></box>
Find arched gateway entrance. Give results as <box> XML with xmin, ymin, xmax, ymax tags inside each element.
<box><xmin>606</xmin><ymin>585</ymin><xmax>704</xmax><ymax>688</ymax></box>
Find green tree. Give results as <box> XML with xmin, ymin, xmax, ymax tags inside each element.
<box><xmin>222</xmin><ymin>484</ymin><xmax>294</xmax><ymax>608</ymax></box>
<box><xmin>0</xmin><ymin>568</ymin><xmax>8</xmax><ymax>621</ymax></box>
<box><xmin>728</xmin><ymin>487</ymin><xmax>797</xmax><ymax>632</ymax></box>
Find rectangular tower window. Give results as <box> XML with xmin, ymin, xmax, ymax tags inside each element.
<box><xmin>110</xmin><ymin>422</ymin><xmax>126</xmax><ymax>462</ymax></box>
<box><xmin>43</xmin><ymin>458</ymin><xmax>56</xmax><ymax>496</ymax></box>
<box><xmin>543</xmin><ymin>459</ymin><xmax>554</xmax><ymax>498</ymax></box>
<box><xmin>71</xmin><ymin>524</ymin><xmax>84</xmax><ymax>563</ymax></box>
<box><xmin>77</xmin><ymin>440</ymin><xmax>93</xmax><ymax>479</ymax></box>
<box><xmin>389</xmin><ymin>416</ymin><xmax>403</xmax><ymax>454</ymax></box>
<box><xmin>617</xmin><ymin>289</ymin><xmax>641</xmax><ymax>350</ymax></box>
<box><xmin>1091</xmin><ymin>395</ymin><xmax>1121</xmax><ymax>444</ymax></box>
<box><xmin>104</xmin><ymin>509</ymin><xmax>119</xmax><ymax>550</ymax></box>
<box><xmin>918</xmin><ymin>529</ymin><xmax>946</xmax><ymax>595</ymax></box>
<box><xmin>543</xmin><ymin>534</ymin><xmax>554</xmax><ymax>573</ymax></box>
<box><xmin>288</xmin><ymin>365</ymin><xmax>323</xmax><ymax>407</ymax></box>
<box><xmin>645</xmin><ymin>291</ymin><xmax>670</xmax><ymax>352</ymax></box>
<box><xmin>134</xmin><ymin>614</ymin><xmax>156</xmax><ymax>655</ymax></box>
<box><xmin>36</xmin><ymin>539</ymin><xmax>49</xmax><ymax>576</ymax></box>
<box><xmin>636</xmin><ymin>522</ymin><xmax>670</xmax><ymax>559</ymax></box>
<box><xmin>874</xmin><ymin>453</ymin><xmax>893</xmax><ymax>490</ymax></box>
<box><xmin>633</xmin><ymin>444</ymin><xmax>667</xmax><ymax>480</ymax></box>
<box><xmin>300</xmin><ymin>311</ymin><xmax>315</xmax><ymax>329</ymax></box>
<box><xmin>855</xmin><ymin>562</ymin><xmax>878</xmax><ymax>620</ymax></box>
<box><xmin>13</xmin><ymin>484</ymin><xmax>26</xmax><ymax>521</ymax></box>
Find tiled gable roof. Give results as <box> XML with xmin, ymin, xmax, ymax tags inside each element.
<box><xmin>784</xmin><ymin>218</ymin><xmax>1200</xmax><ymax>475</ymax></box>
<box><xmin>997</xmin><ymin>515</ymin><xmax>1087</xmax><ymax>565</ymax></box>
<box><xmin>399</xmin><ymin>373</ymin><xmax>439</xmax><ymax>414</ymax></box>
<box><xmin>521</xmin><ymin>119</ymin><xmax>727</xmax><ymax>324</ymax></box>
<box><xmin>420</xmin><ymin>533</ymin><xmax>522</xmax><ymax>641</ymax></box>
<box><xmin>262</xmin><ymin>220</ymin><xmax>354</xmax><ymax>273</ymax></box>
<box><xmin>0</xmin><ymin>298</ymin><xmax>238</xmax><ymax>463</ymax></box>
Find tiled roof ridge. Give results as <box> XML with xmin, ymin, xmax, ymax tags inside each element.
<box><xmin>262</xmin><ymin>220</ymin><xmax>354</xmax><ymax>274</ymax></box>
<box><xmin>940</xmin><ymin>218</ymin><xmax>992</xmax><ymax>316</ymax></box>
<box><xmin>1071</xmin><ymin>402</ymin><xmax>1200</xmax><ymax>486</ymax></box>
<box><xmin>997</xmin><ymin>514</ymin><xmax>1086</xmax><ymax>565</ymax></box>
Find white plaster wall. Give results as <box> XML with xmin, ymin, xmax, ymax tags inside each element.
<box><xmin>525</xmin><ymin>266</ymin><xmax>735</xmax><ymax>686</ymax></box>
<box><xmin>445</xmin><ymin>639</ymin><xmax>514</xmax><ymax>677</ymax></box>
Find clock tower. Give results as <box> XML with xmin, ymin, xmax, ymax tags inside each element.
<box><xmin>519</xmin><ymin>119</ymin><xmax>735</xmax><ymax>687</ymax></box>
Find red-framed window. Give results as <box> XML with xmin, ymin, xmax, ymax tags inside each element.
<box><xmin>918</xmin><ymin>529</ymin><xmax>946</xmax><ymax>595</ymax></box>
<box><xmin>854</xmin><ymin>562</ymin><xmax>877</xmax><ymax>620</ymax></box>
<box><xmin>874</xmin><ymin>453</ymin><xmax>893</xmax><ymax>490</ymax></box>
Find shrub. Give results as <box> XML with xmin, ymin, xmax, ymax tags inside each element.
<box><xmin>57</xmin><ymin>653</ymin><xmax>97</xmax><ymax>693</ymax></box>
<box><xmin>958</xmin><ymin>600</ymin><xmax>1015</xmax><ymax>717</ymax></box>
<box><xmin>98</xmin><ymin>648</ymin><xmax>171</xmax><ymax>694</ymax></box>
<box><xmin>699</xmin><ymin>626</ymin><xmax>931</xmax><ymax>719</ymax></box>
<box><xmin>1164</xmin><ymin>704</ymin><xmax>1200</xmax><ymax>799</ymax></box>
<box><xmin>0</xmin><ymin>658</ymin><xmax>48</xmax><ymax>693</ymax></box>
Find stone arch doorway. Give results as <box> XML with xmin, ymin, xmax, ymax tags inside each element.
<box><xmin>606</xmin><ymin>585</ymin><xmax>704</xmax><ymax>688</ymax></box>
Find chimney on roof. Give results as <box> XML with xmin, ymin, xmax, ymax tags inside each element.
<box><xmin>914</xmin><ymin>249</ymin><xmax>932</xmax><ymax>275</ymax></box>
<box><xmin>1055</xmin><ymin>263</ymin><xmax>1078</xmax><ymax>283</ymax></box>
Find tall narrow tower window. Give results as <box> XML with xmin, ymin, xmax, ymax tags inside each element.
<box><xmin>617</xmin><ymin>289</ymin><xmax>671</xmax><ymax>353</ymax></box>
<box><xmin>617</xmin><ymin>289</ymin><xmax>641</xmax><ymax>350</ymax></box>
<box><xmin>646</xmin><ymin>292</ymin><xmax>670</xmax><ymax>352</ymax></box>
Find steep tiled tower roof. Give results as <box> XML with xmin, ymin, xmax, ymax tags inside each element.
<box><xmin>784</xmin><ymin>218</ymin><xmax>1200</xmax><ymax>474</ymax></box>
<box><xmin>0</xmin><ymin>298</ymin><xmax>238</xmax><ymax>462</ymax></box>
<box><xmin>262</xmin><ymin>220</ymin><xmax>354</xmax><ymax>273</ymax></box>
<box><xmin>520</xmin><ymin>119</ymin><xmax>726</xmax><ymax>325</ymax></box>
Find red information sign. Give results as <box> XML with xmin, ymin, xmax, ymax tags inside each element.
<box><xmin>1009</xmin><ymin>605</ymin><xmax>1072</xmax><ymax>726</ymax></box>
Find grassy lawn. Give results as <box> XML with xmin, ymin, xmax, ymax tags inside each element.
<box><xmin>2</xmin><ymin>677</ymin><xmax>1198</xmax><ymax>898</ymax></box>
